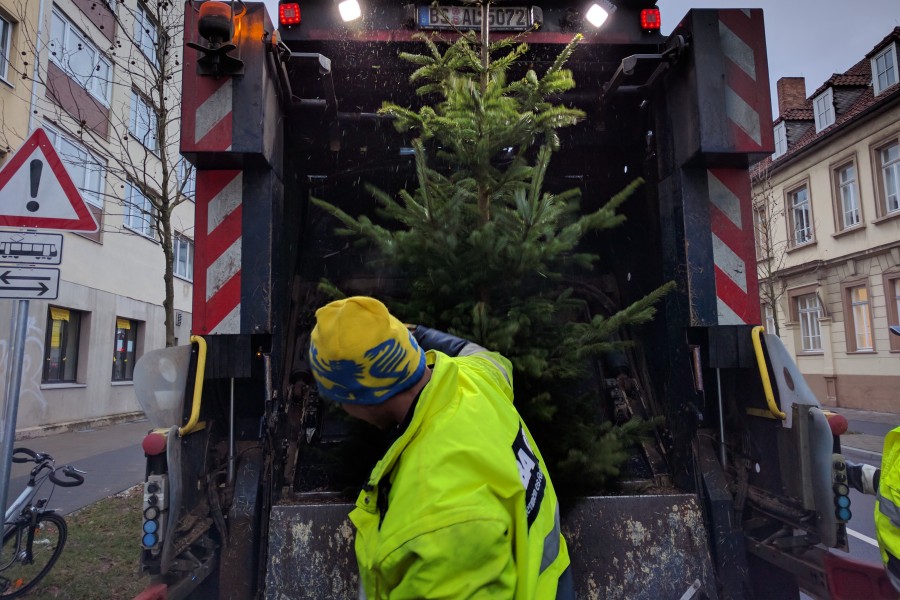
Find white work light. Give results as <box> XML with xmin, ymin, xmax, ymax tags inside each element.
<box><xmin>585</xmin><ymin>3</ymin><xmax>609</xmax><ymax>27</ymax></box>
<box><xmin>338</xmin><ymin>0</ymin><xmax>362</xmax><ymax>22</ymax></box>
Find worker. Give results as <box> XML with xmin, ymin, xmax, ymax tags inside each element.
<box><xmin>865</xmin><ymin>325</ymin><xmax>900</xmax><ymax>591</ymax></box>
<box><xmin>309</xmin><ymin>296</ymin><xmax>574</xmax><ymax>599</ymax></box>
<box><xmin>847</xmin><ymin>445</ymin><xmax>900</xmax><ymax>592</ymax></box>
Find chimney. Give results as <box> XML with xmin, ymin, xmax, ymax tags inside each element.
<box><xmin>777</xmin><ymin>77</ymin><xmax>807</xmax><ymax>116</ymax></box>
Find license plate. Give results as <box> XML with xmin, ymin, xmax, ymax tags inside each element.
<box><xmin>417</xmin><ymin>5</ymin><xmax>536</xmax><ymax>31</ymax></box>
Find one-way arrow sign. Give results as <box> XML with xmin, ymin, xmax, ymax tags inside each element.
<box><xmin>0</xmin><ymin>267</ymin><xmax>59</xmax><ymax>299</ymax></box>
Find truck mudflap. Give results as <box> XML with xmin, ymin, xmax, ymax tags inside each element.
<box><xmin>265</xmin><ymin>494</ymin><xmax>717</xmax><ymax>599</ymax></box>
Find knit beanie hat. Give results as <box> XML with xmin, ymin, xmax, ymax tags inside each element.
<box><xmin>309</xmin><ymin>297</ymin><xmax>426</xmax><ymax>404</ymax></box>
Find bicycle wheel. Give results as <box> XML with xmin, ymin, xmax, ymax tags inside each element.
<box><xmin>0</xmin><ymin>513</ymin><xmax>67</xmax><ymax>598</ymax></box>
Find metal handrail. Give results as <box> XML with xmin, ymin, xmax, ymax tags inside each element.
<box><xmin>750</xmin><ymin>326</ymin><xmax>786</xmax><ymax>420</ymax></box>
<box><xmin>179</xmin><ymin>335</ymin><xmax>207</xmax><ymax>436</ymax></box>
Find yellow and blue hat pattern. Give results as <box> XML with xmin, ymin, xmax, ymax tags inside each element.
<box><xmin>309</xmin><ymin>297</ymin><xmax>426</xmax><ymax>405</ymax></box>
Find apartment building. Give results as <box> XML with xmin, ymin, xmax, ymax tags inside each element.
<box><xmin>0</xmin><ymin>0</ymin><xmax>35</xmax><ymax>156</ymax></box>
<box><xmin>752</xmin><ymin>27</ymin><xmax>900</xmax><ymax>412</ymax></box>
<box><xmin>0</xmin><ymin>0</ymin><xmax>194</xmax><ymax>433</ymax></box>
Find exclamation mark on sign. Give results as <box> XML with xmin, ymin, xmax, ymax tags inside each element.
<box><xmin>27</xmin><ymin>159</ymin><xmax>42</xmax><ymax>213</ymax></box>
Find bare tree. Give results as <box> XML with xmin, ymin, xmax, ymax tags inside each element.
<box><xmin>751</xmin><ymin>162</ymin><xmax>789</xmax><ymax>335</ymax></box>
<box><xmin>11</xmin><ymin>0</ymin><xmax>192</xmax><ymax>346</ymax></box>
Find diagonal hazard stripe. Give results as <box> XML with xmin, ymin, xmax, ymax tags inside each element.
<box><xmin>208</xmin><ymin>173</ymin><xmax>242</xmax><ymax>234</ymax></box>
<box><xmin>712</xmin><ymin>233</ymin><xmax>747</xmax><ymax>293</ymax></box>
<box><xmin>205</xmin><ymin>274</ymin><xmax>242</xmax><ymax>334</ymax></box>
<box><xmin>717</xmin><ymin>297</ymin><xmax>744</xmax><ymax>326</ymax></box>
<box><xmin>708</xmin><ymin>171</ymin><xmax>743</xmax><ymax>228</ymax></box>
<box><xmin>211</xmin><ymin>304</ymin><xmax>241</xmax><ymax>335</ymax></box>
<box><xmin>724</xmin><ymin>86</ymin><xmax>762</xmax><ymax>146</ymax></box>
<box><xmin>715</xmin><ymin>266</ymin><xmax>752</xmax><ymax>324</ymax></box>
<box><xmin>196</xmin><ymin>81</ymin><xmax>232</xmax><ymax>144</ymax></box>
<box><xmin>207</xmin><ymin>237</ymin><xmax>242</xmax><ymax>301</ymax></box>
<box><xmin>719</xmin><ymin>21</ymin><xmax>756</xmax><ymax>81</ymax></box>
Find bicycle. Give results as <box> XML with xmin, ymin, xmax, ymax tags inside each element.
<box><xmin>1</xmin><ymin>448</ymin><xmax>85</xmax><ymax>597</ymax></box>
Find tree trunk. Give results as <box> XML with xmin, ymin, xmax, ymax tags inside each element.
<box><xmin>160</xmin><ymin>209</ymin><xmax>176</xmax><ymax>347</ymax></box>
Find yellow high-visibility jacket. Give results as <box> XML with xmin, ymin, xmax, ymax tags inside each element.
<box><xmin>876</xmin><ymin>426</ymin><xmax>900</xmax><ymax>591</ymax></box>
<box><xmin>349</xmin><ymin>349</ymin><xmax>570</xmax><ymax>599</ymax></box>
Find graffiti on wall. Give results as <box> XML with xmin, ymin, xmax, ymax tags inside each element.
<box><xmin>0</xmin><ymin>315</ymin><xmax>48</xmax><ymax>418</ymax></box>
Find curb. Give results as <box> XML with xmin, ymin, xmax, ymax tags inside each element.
<box><xmin>842</xmin><ymin>445</ymin><xmax>883</xmax><ymax>460</ymax></box>
<box><xmin>13</xmin><ymin>411</ymin><xmax>146</xmax><ymax>441</ymax></box>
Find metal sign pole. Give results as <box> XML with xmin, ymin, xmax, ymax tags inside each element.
<box><xmin>0</xmin><ymin>299</ymin><xmax>30</xmax><ymax>543</ymax></box>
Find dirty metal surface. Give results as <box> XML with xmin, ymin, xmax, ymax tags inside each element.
<box><xmin>266</xmin><ymin>500</ymin><xmax>359</xmax><ymax>600</ymax></box>
<box><xmin>265</xmin><ymin>494</ymin><xmax>715</xmax><ymax>599</ymax></box>
<box><xmin>564</xmin><ymin>494</ymin><xmax>717</xmax><ymax>600</ymax></box>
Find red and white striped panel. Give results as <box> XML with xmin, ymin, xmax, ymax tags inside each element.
<box><xmin>193</xmin><ymin>171</ymin><xmax>242</xmax><ymax>335</ymax></box>
<box><xmin>717</xmin><ymin>10</ymin><xmax>774</xmax><ymax>154</ymax></box>
<box><xmin>181</xmin><ymin>7</ymin><xmax>233</xmax><ymax>152</ymax></box>
<box><xmin>181</xmin><ymin>76</ymin><xmax>233</xmax><ymax>152</ymax></box>
<box><xmin>708</xmin><ymin>168</ymin><xmax>760</xmax><ymax>325</ymax></box>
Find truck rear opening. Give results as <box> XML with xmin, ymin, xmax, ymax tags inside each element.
<box><xmin>129</xmin><ymin>2</ymin><xmax>897</xmax><ymax>598</ymax></box>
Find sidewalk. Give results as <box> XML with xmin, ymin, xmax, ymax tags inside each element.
<box><xmin>7</xmin><ymin>417</ymin><xmax>151</xmax><ymax>514</ymax></box>
<box><xmin>831</xmin><ymin>406</ymin><xmax>900</xmax><ymax>456</ymax></box>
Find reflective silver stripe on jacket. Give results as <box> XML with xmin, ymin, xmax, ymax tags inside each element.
<box><xmin>464</xmin><ymin>348</ymin><xmax>511</xmax><ymax>386</ymax></box>
<box><xmin>540</xmin><ymin>504</ymin><xmax>562</xmax><ymax>574</ymax></box>
<box><xmin>880</xmin><ymin>491</ymin><xmax>900</xmax><ymax>529</ymax></box>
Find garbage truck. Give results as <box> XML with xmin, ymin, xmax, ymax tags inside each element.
<box><xmin>131</xmin><ymin>1</ymin><xmax>893</xmax><ymax>598</ymax></box>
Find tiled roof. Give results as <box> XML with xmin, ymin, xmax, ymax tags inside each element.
<box><xmin>754</xmin><ymin>27</ymin><xmax>900</xmax><ymax>176</ymax></box>
<box><xmin>866</xmin><ymin>27</ymin><xmax>900</xmax><ymax>59</ymax></box>
<box><xmin>776</xmin><ymin>107</ymin><xmax>813</xmax><ymax>123</ymax></box>
<box><xmin>809</xmin><ymin>58</ymin><xmax>872</xmax><ymax>97</ymax></box>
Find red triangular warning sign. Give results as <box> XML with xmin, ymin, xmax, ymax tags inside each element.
<box><xmin>0</xmin><ymin>128</ymin><xmax>99</xmax><ymax>232</ymax></box>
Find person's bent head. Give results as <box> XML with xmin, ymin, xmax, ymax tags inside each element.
<box><xmin>309</xmin><ymin>296</ymin><xmax>426</xmax><ymax>428</ymax></box>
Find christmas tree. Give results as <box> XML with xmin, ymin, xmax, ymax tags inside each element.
<box><xmin>313</xmin><ymin>7</ymin><xmax>672</xmax><ymax>497</ymax></box>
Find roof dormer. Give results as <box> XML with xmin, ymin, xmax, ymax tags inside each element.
<box><xmin>871</xmin><ymin>40</ymin><xmax>898</xmax><ymax>96</ymax></box>
<box><xmin>813</xmin><ymin>87</ymin><xmax>836</xmax><ymax>132</ymax></box>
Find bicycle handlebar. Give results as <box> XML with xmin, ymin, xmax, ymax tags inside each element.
<box><xmin>49</xmin><ymin>466</ymin><xmax>85</xmax><ymax>488</ymax></box>
<box><xmin>11</xmin><ymin>447</ymin><xmax>41</xmax><ymax>463</ymax></box>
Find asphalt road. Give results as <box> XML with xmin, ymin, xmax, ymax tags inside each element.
<box><xmin>842</xmin><ymin>446</ymin><xmax>882</xmax><ymax>565</ymax></box>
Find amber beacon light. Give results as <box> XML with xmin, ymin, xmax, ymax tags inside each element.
<box><xmin>197</xmin><ymin>1</ymin><xmax>234</xmax><ymax>44</ymax></box>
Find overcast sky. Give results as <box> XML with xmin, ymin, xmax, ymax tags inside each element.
<box><xmin>261</xmin><ymin>1</ymin><xmax>899</xmax><ymax>120</ymax></box>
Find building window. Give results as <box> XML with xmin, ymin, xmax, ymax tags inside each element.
<box><xmin>43</xmin><ymin>307</ymin><xmax>82</xmax><ymax>383</ymax></box>
<box><xmin>174</xmin><ymin>233</ymin><xmax>193</xmax><ymax>281</ymax></box>
<box><xmin>844</xmin><ymin>284</ymin><xmax>874</xmax><ymax>352</ymax></box>
<box><xmin>787</xmin><ymin>184</ymin><xmax>813</xmax><ymax>246</ymax></box>
<box><xmin>813</xmin><ymin>88</ymin><xmax>835</xmax><ymax>132</ymax></box>
<box><xmin>884</xmin><ymin>274</ymin><xmax>900</xmax><ymax>352</ymax></box>
<box><xmin>129</xmin><ymin>90</ymin><xmax>158</xmax><ymax>151</ymax></box>
<box><xmin>773</xmin><ymin>122</ymin><xmax>787</xmax><ymax>159</ymax></box>
<box><xmin>833</xmin><ymin>161</ymin><xmax>861</xmax><ymax>230</ymax></box>
<box><xmin>764</xmin><ymin>303</ymin><xmax>777</xmax><ymax>334</ymax></box>
<box><xmin>48</xmin><ymin>9</ymin><xmax>112</xmax><ymax>105</ymax></box>
<box><xmin>124</xmin><ymin>182</ymin><xmax>157</xmax><ymax>238</ymax></box>
<box><xmin>134</xmin><ymin>3</ymin><xmax>159</xmax><ymax>66</ymax></box>
<box><xmin>43</xmin><ymin>125</ymin><xmax>105</xmax><ymax>208</ymax></box>
<box><xmin>0</xmin><ymin>14</ymin><xmax>11</xmax><ymax>82</ymax></box>
<box><xmin>112</xmin><ymin>318</ymin><xmax>138</xmax><ymax>381</ymax></box>
<box><xmin>796</xmin><ymin>293</ymin><xmax>822</xmax><ymax>352</ymax></box>
<box><xmin>753</xmin><ymin>204</ymin><xmax>769</xmax><ymax>259</ymax></box>
<box><xmin>873</xmin><ymin>44</ymin><xmax>898</xmax><ymax>96</ymax></box>
<box><xmin>177</xmin><ymin>158</ymin><xmax>195</xmax><ymax>200</ymax></box>
<box><xmin>876</xmin><ymin>140</ymin><xmax>900</xmax><ymax>216</ymax></box>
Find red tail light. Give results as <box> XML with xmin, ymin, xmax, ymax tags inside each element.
<box><xmin>279</xmin><ymin>3</ymin><xmax>301</xmax><ymax>26</ymax></box>
<box><xmin>640</xmin><ymin>8</ymin><xmax>661</xmax><ymax>31</ymax></box>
